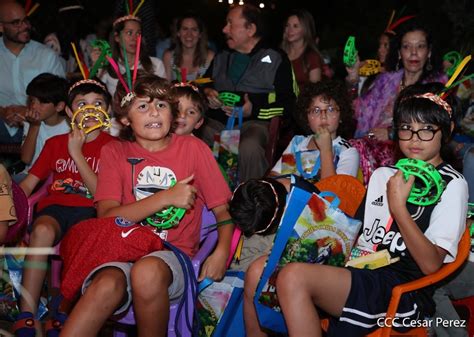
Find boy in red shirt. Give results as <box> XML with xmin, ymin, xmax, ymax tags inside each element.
<box><xmin>15</xmin><ymin>79</ymin><xmax>115</xmax><ymax>336</ymax></box>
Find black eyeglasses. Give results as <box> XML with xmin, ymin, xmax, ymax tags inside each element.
<box><xmin>397</xmin><ymin>127</ymin><xmax>441</xmax><ymax>141</ymax></box>
<box><xmin>1</xmin><ymin>17</ymin><xmax>30</xmax><ymax>28</ymax></box>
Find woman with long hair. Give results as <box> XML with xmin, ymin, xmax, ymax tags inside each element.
<box><xmin>95</xmin><ymin>14</ymin><xmax>166</xmax><ymax>95</ymax></box>
<box><xmin>281</xmin><ymin>9</ymin><xmax>323</xmax><ymax>91</ymax></box>
<box><xmin>162</xmin><ymin>14</ymin><xmax>214</xmax><ymax>82</ymax></box>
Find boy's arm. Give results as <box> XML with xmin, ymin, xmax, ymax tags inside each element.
<box><xmin>97</xmin><ymin>175</ymin><xmax>197</xmax><ymax>221</ymax></box>
<box><xmin>198</xmin><ymin>204</ymin><xmax>234</xmax><ymax>282</ymax></box>
<box><xmin>19</xmin><ymin>174</ymin><xmax>40</xmax><ymax>197</ymax></box>
<box><xmin>21</xmin><ymin>122</ymin><xmax>40</xmax><ymax>164</ymax></box>
<box><xmin>68</xmin><ymin>130</ymin><xmax>98</xmax><ymax>195</ymax></box>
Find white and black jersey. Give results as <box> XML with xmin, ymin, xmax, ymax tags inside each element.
<box><xmin>355</xmin><ymin>163</ymin><xmax>468</xmax><ymax>312</ymax></box>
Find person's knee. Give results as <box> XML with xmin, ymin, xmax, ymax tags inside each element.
<box><xmin>276</xmin><ymin>263</ymin><xmax>306</xmax><ymax>295</ymax></box>
<box><xmin>30</xmin><ymin>221</ymin><xmax>57</xmax><ymax>245</ymax></box>
<box><xmin>244</xmin><ymin>256</ymin><xmax>266</xmax><ymax>298</ymax></box>
<box><xmin>87</xmin><ymin>268</ymin><xmax>127</xmax><ymax>302</ymax></box>
<box><xmin>131</xmin><ymin>257</ymin><xmax>171</xmax><ymax>297</ymax></box>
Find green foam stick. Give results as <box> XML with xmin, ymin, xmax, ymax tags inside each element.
<box><xmin>343</xmin><ymin>36</ymin><xmax>357</xmax><ymax>67</ymax></box>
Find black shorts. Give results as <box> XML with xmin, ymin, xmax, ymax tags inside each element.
<box><xmin>30</xmin><ymin>205</ymin><xmax>96</xmax><ymax>244</ymax></box>
<box><xmin>327</xmin><ymin>267</ymin><xmax>424</xmax><ymax>337</ymax></box>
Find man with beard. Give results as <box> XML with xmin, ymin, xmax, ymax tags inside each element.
<box><xmin>0</xmin><ymin>1</ymin><xmax>65</xmax><ymax>144</ymax></box>
<box><xmin>202</xmin><ymin>4</ymin><xmax>295</xmax><ymax>182</ymax></box>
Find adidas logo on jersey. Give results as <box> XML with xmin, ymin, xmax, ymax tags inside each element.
<box><xmin>371</xmin><ymin>195</ymin><xmax>384</xmax><ymax>206</ymax></box>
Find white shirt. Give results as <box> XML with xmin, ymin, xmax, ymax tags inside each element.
<box><xmin>22</xmin><ymin>119</ymin><xmax>70</xmax><ymax>172</ymax></box>
<box><xmin>272</xmin><ymin>135</ymin><xmax>359</xmax><ymax>178</ymax></box>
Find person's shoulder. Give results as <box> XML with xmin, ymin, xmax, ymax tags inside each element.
<box><xmin>28</xmin><ymin>40</ymin><xmax>57</xmax><ymax>56</ymax></box>
<box><xmin>438</xmin><ymin>163</ymin><xmax>465</xmax><ymax>183</ymax></box>
<box><xmin>335</xmin><ymin>136</ymin><xmax>353</xmax><ymax>150</ymax></box>
<box><xmin>175</xmin><ymin>134</ymin><xmax>208</xmax><ymax>149</ymax></box>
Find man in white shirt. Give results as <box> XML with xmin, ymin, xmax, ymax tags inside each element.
<box><xmin>0</xmin><ymin>1</ymin><xmax>65</xmax><ymax>143</ymax></box>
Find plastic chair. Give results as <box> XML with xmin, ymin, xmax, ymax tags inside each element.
<box><xmin>110</xmin><ymin>208</ymin><xmax>219</xmax><ymax>337</ymax></box>
<box><xmin>4</xmin><ymin>181</ymin><xmax>29</xmax><ymax>244</ymax></box>
<box><xmin>321</xmin><ymin>226</ymin><xmax>471</xmax><ymax>337</ymax></box>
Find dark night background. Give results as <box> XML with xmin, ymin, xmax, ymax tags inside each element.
<box><xmin>25</xmin><ymin>0</ymin><xmax>474</xmax><ymax>75</ymax></box>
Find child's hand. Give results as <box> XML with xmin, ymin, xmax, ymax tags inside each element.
<box><xmin>25</xmin><ymin>109</ymin><xmax>41</xmax><ymax>125</ymax></box>
<box><xmin>345</xmin><ymin>54</ymin><xmax>360</xmax><ymax>84</ymax></box>
<box><xmin>387</xmin><ymin>170</ymin><xmax>415</xmax><ymax>213</ymax></box>
<box><xmin>68</xmin><ymin>128</ymin><xmax>86</xmax><ymax>158</ymax></box>
<box><xmin>198</xmin><ymin>248</ymin><xmax>228</xmax><ymax>281</ymax></box>
<box><xmin>163</xmin><ymin>175</ymin><xmax>197</xmax><ymax>209</ymax></box>
<box><xmin>313</xmin><ymin>127</ymin><xmax>332</xmax><ymax>152</ymax></box>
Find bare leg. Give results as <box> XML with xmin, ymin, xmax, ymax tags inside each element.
<box><xmin>243</xmin><ymin>256</ymin><xmax>268</xmax><ymax>337</ymax></box>
<box><xmin>276</xmin><ymin>263</ymin><xmax>352</xmax><ymax>337</ymax></box>
<box><xmin>20</xmin><ymin>215</ymin><xmax>60</xmax><ymax>314</ymax></box>
<box><xmin>60</xmin><ymin>267</ymin><xmax>127</xmax><ymax>337</ymax></box>
<box><xmin>131</xmin><ymin>256</ymin><xmax>172</xmax><ymax>337</ymax></box>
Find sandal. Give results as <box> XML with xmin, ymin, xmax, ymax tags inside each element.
<box><xmin>12</xmin><ymin>311</ymin><xmax>37</xmax><ymax>337</ymax></box>
<box><xmin>44</xmin><ymin>312</ymin><xmax>67</xmax><ymax>337</ymax></box>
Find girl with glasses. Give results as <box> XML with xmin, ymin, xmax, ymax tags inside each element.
<box><xmin>241</xmin><ymin>82</ymin><xmax>467</xmax><ymax>337</ymax></box>
<box><xmin>270</xmin><ymin>80</ymin><xmax>359</xmax><ymax>190</ymax></box>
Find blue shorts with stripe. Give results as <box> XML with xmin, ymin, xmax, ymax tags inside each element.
<box><xmin>327</xmin><ymin>267</ymin><xmax>425</xmax><ymax>337</ymax></box>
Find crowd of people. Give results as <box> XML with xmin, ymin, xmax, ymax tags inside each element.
<box><xmin>0</xmin><ymin>1</ymin><xmax>473</xmax><ymax>337</ymax></box>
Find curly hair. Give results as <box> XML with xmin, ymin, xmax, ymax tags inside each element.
<box><xmin>113</xmin><ymin>71</ymin><xmax>178</xmax><ymax>141</ymax></box>
<box><xmin>294</xmin><ymin>80</ymin><xmax>356</xmax><ymax>139</ymax></box>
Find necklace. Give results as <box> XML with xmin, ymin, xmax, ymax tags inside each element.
<box><xmin>399</xmin><ymin>75</ymin><xmax>406</xmax><ymax>92</ymax></box>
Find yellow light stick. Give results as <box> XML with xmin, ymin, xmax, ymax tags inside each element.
<box><xmin>192</xmin><ymin>77</ymin><xmax>213</xmax><ymax>84</ymax></box>
<box><xmin>26</xmin><ymin>3</ymin><xmax>40</xmax><ymax>16</ymax></box>
<box><xmin>70</xmin><ymin>105</ymin><xmax>111</xmax><ymax>134</ymax></box>
<box><xmin>443</xmin><ymin>55</ymin><xmax>472</xmax><ymax>89</ymax></box>
<box><xmin>71</xmin><ymin>42</ymin><xmax>87</xmax><ymax>79</ymax></box>
<box><xmin>132</xmin><ymin>0</ymin><xmax>145</xmax><ymax>16</ymax></box>
<box><xmin>385</xmin><ymin>10</ymin><xmax>395</xmax><ymax>32</ymax></box>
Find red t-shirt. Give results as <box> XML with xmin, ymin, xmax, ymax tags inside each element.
<box><xmin>94</xmin><ymin>134</ymin><xmax>232</xmax><ymax>257</ymax></box>
<box><xmin>292</xmin><ymin>49</ymin><xmax>322</xmax><ymax>91</ymax></box>
<box><xmin>29</xmin><ymin>132</ymin><xmax>116</xmax><ymax>211</ymax></box>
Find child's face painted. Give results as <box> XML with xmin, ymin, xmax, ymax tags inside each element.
<box><xmin>67</xmin><ymin>92</ymin><xmax>107</xmax><ymax>130</ymax></box>
<box><xmin>174</xmin><ymin>95</ymin><xmax>203</xmax><ymax>136</ymax></box>
<box><xmin>397</xmin><ymin>120</ymin><xmax>443</xmax><ymax>166</ymax></box>
<box><xmin>124</xmin><ymin>96</ymin><xmax>174</xmax><ymax>146</ymax></box>
<box><xmin>307</xmin><ymin>95</ymin><xmax>340</xmax><ymax>138</ymax></box>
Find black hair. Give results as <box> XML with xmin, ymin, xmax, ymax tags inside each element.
<box><xmin>385</xmin><ymin>20</ymin><xmax>443</xmax><ymax>82</ymax></box>
<box><xmin>393</xmin><ymin>83</ymin><xmax>456</xmax><ymax>158</ymax></box>
<box><xmin>294</xmin><ymin>79</ymin><xmax>356</xmax><ymax>139</ymax></box>
<box><xmin>26</xmin><ymin>73</ymin><xmax>68</xmax><ymax>105</ymax></box>
<box><xmin>170</xmin><ymin>84</ymin><xmax>207</xmax><ymax>117</ymax></box>
<box><xmin>114</xmin><ymin>71</ymin><xmax>177</xmax><ymax>141</ymax></box>
<box><xmin>236</xmin><ymin>4</ymin><xmax>266</xmax><ymax>39</ymax></box>
<box><xmin>229</xmin><ymin>178</ymin><xmax>287</xmax><ymax>237</ymax></box>
<box><xmin>67</xmin><ymin>78</ymin><xmax>111</xmax><ymax>109</ymax></box>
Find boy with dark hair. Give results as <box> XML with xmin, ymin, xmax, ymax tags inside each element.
<box><xmin>229</xmin><ymin>178</ymin><xmax>287</xmax><ymax>271</ymax></box>
<box><xmin>19</xmin><ymin>73</ymin><xmax>70</xmax><ymax>180</ymax></box>
<box><xmin>15</xmin><ymin>78</ymin><xmax>115</xmax><ymax>337</ymax></box>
